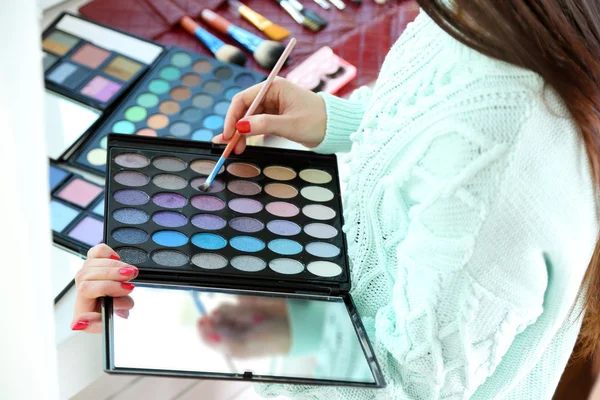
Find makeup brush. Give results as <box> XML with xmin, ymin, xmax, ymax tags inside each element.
<box><xmin>200</xmin><ymin>9</ymin><xmax>287</xmax><ymax>70</ymax></box>
<box><xmin>198</xmin><ymin>38</ymin><xmax>297</xmax><ymax>193</ymax></box>
<box><xmin>228</xmin><ymin>0</ymin><xmax>290</xmax><ymax>41</ymax></box>
<box><xmin>180</xmin><ymin>16</ymin><xmax>247</xmax><ymax>66</ymax></box>
<box><xmin>273</xmin><ymin>0</ymin><xmax>328</xmax><ymax>32</ymax></box>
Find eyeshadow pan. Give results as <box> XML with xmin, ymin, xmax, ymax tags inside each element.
<box><xmin>47</xmin><ymin>62</ymin><xmax>86</xmax><ymax>88</ymax></box>
<box><xmin>266</xmin><ymin>202</ymin><xmax>299</xmax><ymax>218</ymax></box>
<box><xmin>225</xmin><ymin>87</ymin><xmax>241</xmax><ymax>100</ymax></box>
<box><xmin>191</xmin><ymin>233</ymin><xmax>227</xmax><ymax>250</ymax></box>
<box><xmin>152</xmin><ymin>174</ymin><xmax>187</xmax><ymax>190</ymax></box>
<box><xmin>116</xmin><ymin>247</ymin><xmax>148</xmax><ymax>264</ymax></box>
<box><xmin>304</xmin><ymin>223</ymin><xmax>338</xmax><ymax>239</ymax></box>
<box><xmin>124</xmin><ymin>106</ymin><xmax>147</xmax><ymax>122</ymax></box>
<box><xmin>306</xmin><ymin>242</ymin><xmax>340</xmax><ymax>258</ymax></box>
<box><xmin>137</xmin><ymin>92</ymin><xmax>159</xmax><ymax>108</ymax></box>
<box><xmin>203</xmin><ymin>80</ymin><xmax>223</xmax><ymax>93</ymax></box>
<box><xmin>87</xmin><ymin>148</ymin><xmax>107</xmax><ymax>166</ymax></box>
<box><xmin>229</xmin><ymin>198</ymin><xmax>263</xmax><ymax>214</ymax></box>
<box><xmin>267</xmin><ymin>220</ymin><xmax>301</xmax><ymax>236</ymax></box>
<box><xmin>191</xmin><ymin>214</ymin><xmax>227</xmax><ymax>230</ymax></box>
<box><xmin>153</xmin><ymin>156</ymin><xmax>187</xmax><ymax>172</ymax></box>
<box><xmin>299</xmin><ymin>169</ymin><xmax>333</xmax><ymax>184</ymax></box>
<box><xmin>191</xmin><ymin>195</ymin><xmax>225</xmax><ymax>211</ymax></box>
<box><xmin>214</xmin><ymin>66</ymin><xmax>234</xmax><ymax>80</ymax></box>
<box><xmin>229</xmin><ymin>217</ymin><xmax>264</xmax><ymax>233</ymax></box>
<box><xmin>181</xmin><ymin>108</ymin><xmax>203</xmax><ymax>123</ymax></box>
<box><xmin>136</xmin><ymin>128</ymin><xmax>158</xmax><ymax>137</ymax></box>
<box><xmin>269</xmin><ymin>259</ymin><xmax>304</xmax><ymax>275</ymax></box>
<box><xmin>49</xmin><ymin>165</ymin><xmax>70</xmax><ymax>191</ymax></box>
<box><xmin>227</xmin><ymin>162</ymin><xmax>260</xmax><ymax>178</ymax></box>
<box><xmin>147</xmin><ymin>114</ymin><xmax>169</xmax><ymax>129</ymax></box>
<box><xmin>191</xmin><ymin>177</ymin><xmax>225</xmax><ymax>193</ymax></box>
<box><xmin>307</xmin><ymin>261</ymin><xmax>342</xmax><ymax>277</ymax></box>
<box><xmin>170</xmin><ymin>87</ymin><xmax>191</xmax><ymax>101</ymax></box>
<box><xmin>148</xmin><ymin>79</ymin><xmax>170</xmax><ymax>94</ymax></box>
<box><xmin>159</xmin><ymin>66</ymin><xmax>181</xmax><ymax>81</ymax></box>
<box><xmin>114</xmin><ymin>153</ymin><xmax>150</xmax><ymax>168</ymax></box>
<box><xmin>231</xmin><ymin>256</ymin><xmax>266</xmax><ymax>272</ymax></box>
<box><xmin>268</xmin><ymin>239</ymin><xmax>303</xmax><ymax>255</ymax></box>
<box><xmin>152</xmin><ymin>192</ymin><xmax>187</xmax><ymax>208</ymax></box>
<box><xmin>263</xmin><ymin>166</ymin><xmax>296</xmax><ymax>181</ymax></box>
<box><xmin>112</xmin><ymin>227</ymin><xmax>149</xmax><ymax>244</ymax></box>
<box><xmin>228</xmin><ymin>180</ymin><xmax>261</xmax><ymax>196</ymax></box>
<box><xmin>42</xmin><ymin>30</ymin><xmax>80</xmax><ymax>55</ymax></box>
<box><xmin>265</xmin><ymin>183</ymin><xmax>297</xmax><ymax>199</ymax></box>
<box><xmin>57</xmin><ymin>178</ymin><xmax>103</xmax><ymax>207</ymax></box>
<box><xmin>213</xmin><ymin>101</ymin><xmax>230</xmax><ymax>116</ymax></box>
<box><xmin>43</xmin><ymin>52</ymin><xmax>59</xmax><ymax>71</ymax></box>
<box><xmin>152</xmin><ymin>230</ymin><xmax>188</xmax><ymax>247</ymax></box>
<box><xmin>114</xmin><ymin>171</ymin><xmax>149</xmax><ymax>187</ymax></box>
<box><xmin>152</xmin><ymin>250</ymin><xmax>189</xmax><ymax>267</ymax></box>
<box><xmin>235</xmin><ymin>73</ymin><xmax>255</xmax><ymax>87</ymax></box>
<box><xmin>171</xmin><ymin>52</ymin><xmax>192</xmax><ymax>68</ymax></box>
<box><xmin>192</xmin><ymin>129</ymin><xmax>213</xmax><ymax>141</ymax></box>
<box><xmin>193</xmin><ymin>60</ymin><xmax>212</xmax><ymax>73</ymax></box>
<box><xmin>153</xmin><ymin>211</ymin><xmax>188</xmax><ymax>228</ymax></box>
<box><xmin>230</xmin><ymin>236</ymin><xmax>265</xmax><ymax>253</ymax></box>
<box><xmin>92</xmin><ymin>199</ymin><xmax>105</xmax><ymax>216</ymax></box>
<box><xmin>80</xmin><ymin>76</ymin><xmax>122</xmax><ymax>102</ymax></box>
<box><xmin>104</xmin><ymin>56</ymin><xmax>142</xmax><ymax>82</ymax></box>
<box><xmin>303</xmin><ymin>205</ymin><xmax>336</xmax><ymax>220</ymax></box>
<box><xmin>301</xmin><ymin>186</ymin><xmax>334</xmax><ymax>202</ymax></box>
<box><xmin>170</xmin><ymin>122</ymin><xmax>191</xmax><ymax>137</ymax></box>
<box><xmin>192</xmin><ymin>94</ymin><xmax>214</xmax><ymax>109</ymax></box>
<box><xmin>50</xmin><ymin>200</ymin><xmax>79</xmax><ymax>232</ymax></box>
<box><xmin>113</xmin><ymin>208</ymin><xmax>149</xmax><ymax>225</ymax></box>
<box><xmin>202</xmin><ymin>115</ymin><xmax>224</xmax><ymax>130</ymax></box>
<box><xmin>191</xmin><ymin>160</ymin><xmax>222</xmax><ymax>175</ymax></box>
<box><xmin>182</xmin><ymin>73</ymin><xmax>202</xmax><ymax>87</ymax></box>
<box><xmin>70</xmin><ymin>43</ymin><xmax>110</xmax><ymax>68</ymax></box>
<box><xmin>114</xmin><ymin>189</ymin><xmax>150</xmax><ymax>206</ymax></box>
<box><xmin>67</xmin><ymin>216</ymin><xmax>103</xmax><ymax>246</ymax></box>
<box><xmin>112</xmin><ymin>120</ymin><xmax>135</xmax><ymax>134</ymax></box>
<box><xmin>192</xmin><ymin>253</ymin><xmax>228</xmax><ymax>270</ymax></box>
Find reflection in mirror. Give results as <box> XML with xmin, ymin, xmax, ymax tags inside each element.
<box><xmin>111</xmin><ymin>284</ymin><xmax>375</xmax><ymax>384</ymax></box>
<box><xmin>45</xmin><ymin>90</ymin><xmax>100</xmax><ymax>159</ymax></box>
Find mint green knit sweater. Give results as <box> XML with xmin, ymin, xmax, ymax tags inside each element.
<box><xmin>258</xmin><ymin>10</ymin><xmax>598</xmax><ymax>400</ymax></box>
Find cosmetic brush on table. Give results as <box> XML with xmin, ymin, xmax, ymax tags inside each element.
<box><xmin>180</xmin><ymin>16</ymin><xmax>247</xmax><ymax>66</ymax></box>
<box><xmin>199</xmin><ymin>38</ymin><xmax>297</xmax><ymax>192</ymax></box>
<box><xmin>328</xmin><ymin>0</ymin><xmax>346</xmax><ymax>10</ymax></box>
<box><xmin>201</xmin><ymin>9</ymin><xmax>287</xmax><ymax>70</ymax></box>
<box><xmin>272</xmin><ymin>0</ymin><xmax>328</xmax><ymax>32</ymax></box>
<box><xmin>228</xmin><ymin>0</ymin><xmax>290</xmax><ymax>41</ymax></box>
<box><xmin>313</xmin><ymin>0</ymin><xmax>331</xmax><ymax>11</ymax></box>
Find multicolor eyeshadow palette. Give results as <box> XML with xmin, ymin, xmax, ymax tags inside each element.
<box><xmin>49</xmin><ymin>162</ymin><xmax>105</xmax><ymax>255</ymax></box>
<box><xmin>102</xmin><ymin>135</ymin><xmax>385</xmax><ymax>386</ymax></box>
<box><xmin>71</xmin><ymin>47</ymin><xmax>264</xmax><ymax>174</ymax></box>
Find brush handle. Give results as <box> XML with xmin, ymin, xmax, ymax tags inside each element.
<box><xmin>202</xmin><ymin>9</ymin><xmax>264</xmax><ymax>53</ymax></box>
<box><xmin>180</xmin><ymin>16</ymin><xmax>225</xmax><ymax>55</ymax></box>
<box><xmin>237</xmin><ymin>3</ymin><xmax>273</xmax><ymax>31</ymax></box>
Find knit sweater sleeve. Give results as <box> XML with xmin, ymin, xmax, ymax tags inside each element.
<box><xmin>310</xmin><ymin>87</ymin><xmax>372</xmax><ymax>154</ymax></box>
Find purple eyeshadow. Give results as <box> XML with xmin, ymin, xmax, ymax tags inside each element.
<box><xmin>227</xmin><ymin>180</ymin><xmax>261</xmax><ymax>196</ymax></box>
<box><xmin>67</xmin><ymin>217</ymin><xmax>103</xmax><ymax>246</ymax></box>
<box><xmin>190</xmin><ymin>177</ymin><xmax>225</xmax><ymax>193</ymax></box>
<box><xmin>267</xmin><ymin>220</ymin><xmax>301</xmax><ymax>236</ymax></box>
<box><xmin>114</xmin><ymin>189</ymin><xmax>149</xmax><ymax>205</ymax></box>
<box><xmin>191</xmin><ymin>195</ymin><xmax>225</xmax><ymax>211</ymax></box>
<box><xmin>152</xmin><ymin>192</ymin><xmax>187</xmax><ymax>209</ymax></box>
<box><xmin>191</xmin><ymin>214</ymin><xmax>227</xmax><ymax>230</ymax></box>
<box><xmin>114</xmin><ymin>171</ymin><xmax>149</xmax><ymax>187</ymax></box>
<box><xmin>228</xmin><ymin>198</ymin><xmax>263</xmax><ymax>214</ymax></box>
<box><xmin>229</xmin><ymin>217</ymin><xmax>264</xmax><ymax>233</ymax></box>
<box><xmin>152</xmin><ymin>211</ymin><xmax>188</xmax><ymax>228</ymax></box>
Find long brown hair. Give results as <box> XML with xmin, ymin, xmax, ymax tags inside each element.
<box><xmin>415</xmin><ymin>0</ymin><xmax>600</xmax><ymax>357</ymax></box>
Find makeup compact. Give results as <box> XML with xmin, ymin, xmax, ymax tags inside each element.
<box><xmin>286</xmin><ymin>46</ymin><xmax>357</xmax><ymax>95</ymax></box>
<box><xmin>102</xmin><ymin>135</ymin><xmax>385</xmax><ymax>387</ymax></box>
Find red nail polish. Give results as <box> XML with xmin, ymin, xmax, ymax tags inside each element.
<box><xmin>119</xmin><ymin>267</ymin><xmax>137</xmax><ymax>276</ymax></box>
<box><xmin>207</xmin><ymin>333</ymin><xmax>221</xmax><ymax>343</ymax></box>
<box><xmin>121</xmin><ymin>282</ymin><xmax>135</xmax><ymax>291</ymax></box>
<box><xmin>72</xmin><ymin>320</ymin><xmax>89</xmax><ymax>331</ymax></box>
<box><xmin>109</xmin><ymin>253</ymin><xmax>120</xmax><ymax>260</ymax></box>
<box><xmin>236</xmin><ymin>120</ymin><xmax>251</xmax><ymax>134</ymax></box>
<box><xmin>252</xmin><ymin>315</ymin><xmax>264</xmax><ymax>324</ymax></box>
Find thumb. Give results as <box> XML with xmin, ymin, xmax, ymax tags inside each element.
<box><xmin>236</xmin><ymin>115</ymin><xmax>294</xmax><ymax>140</ymax></box>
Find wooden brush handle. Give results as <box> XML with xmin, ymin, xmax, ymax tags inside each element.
<box><xmin>201</xmin><ymin>9</ymin><xmax>232</xmax><ymax>35</ymax></box>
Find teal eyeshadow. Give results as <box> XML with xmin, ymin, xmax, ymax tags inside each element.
<box><xmin>171</xmin><ymin>52</ymin><xmax>192</xmax><ymax>68</ymax></box>
<box><xmin>191</xmin><ymin>233</ymin><xmax>227</xmax><ymax>250</ymax></box>
<box><xmin>50</xmin><ymin>200</ymin><xmax>80</xmax><ymax>232</ymax></box>
<box><xmin>136</xmin><ymin>93</ymin><xmax>159</xmax><ymax>108</ymax></box>
<box><xmin>230</xmin><ymin>236</ymin><xmax>265</xmax><ymax>253</ymax></box>
<box><xmin>112</xmin><ymin>120</ymin><xmax>136</xmax><ymax>134</ymax></box>
<box><xmin>159</xmin><ymin>66</ymin><xmax>181</xmax><ymax>81</ymax></box>
<box><xmin>148</xmin><ymin>79</ymin><xmax>170</xmax><ymax>94</ymax></box>
<box><xmin>92</xmin><ymin>199</ymin><xmax>105</xmax><ymax>216</ymax></box>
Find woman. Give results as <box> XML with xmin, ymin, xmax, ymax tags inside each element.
<box><xmin>72</xmin><ymin>1</ymin><xmax>600</xmax><ymax>398</ymax></box>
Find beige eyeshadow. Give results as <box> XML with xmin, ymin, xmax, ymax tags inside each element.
<box><xmin>265</xmin><ymin>183</ymin><xmax>298</xmax><ymax>199</ymax></box>
<box><xmin>264</xmin><ymin>166</ymin><xmax>297</xmax><ymax>181</ymax></box>
<box><xmin>227</xmin><ymin>163</ymin><xmax>261</xmax><ymax>178</ymax></box>
<box><xmin>147</xmin><ymin>114</ymin><xmax>169</xmax><ymax>130</ymax></box>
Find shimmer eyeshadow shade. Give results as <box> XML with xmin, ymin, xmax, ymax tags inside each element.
<box><xmin>43</xmin><ymin>30</ymin><xmax>80</xmax><ymax>56</ymax></box>
<box><xmin>56</xmin><ymin>178</ymin><xmax>103</xmax><ymax>207</ymax></box>
<box><xmin>104</xmin><ymin>56</ymin><xmax>143</xmax><ymax>82</ymax></box>
<box><xmin>70</xmin><ymin>43</ymin><xmax>110</xmax><ymax>68</ymax></box>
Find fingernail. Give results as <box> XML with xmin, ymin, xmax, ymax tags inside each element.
<box><xmin>207</xmin><ymin>333</ymin><xmax>221</xmax><ymax>343</ymax></box>
<box><xmin>109</xmin><ymin>253</ymin><xmax>120</xmax><ymax>260</ymax></box>
<box><xmin>252</xmin><ymin>315</ymin><xmax>264</xmax><ymax>324</ymax></box>
<box><xmin>121</xmin><ymin>282</ymin><xmax>135</xmax><ymax>291</ymax></box>
<box><xmin>119</xmin><ymin>266</ymin><xmax>137</xmax><ymax>276</ymax></box>
<box><xmin>236</xmin><ymin>120</ymin><xmax>251</xmax><ymax>134</ymax></box>
<box><xmin>72</xmin><ymin>320</ymin><xmax>89</xmax><ymax>331</ymax></box>
<box><xmin>115</xmin><ymin>309</ymin><xmax>130</xmax><ymax>319</ymax></box>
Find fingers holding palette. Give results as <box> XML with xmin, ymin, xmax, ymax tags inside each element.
<box><xmin>105</xmin><ymin>137</ymin><xmax>348</xmax><ymax>284</ymax></box>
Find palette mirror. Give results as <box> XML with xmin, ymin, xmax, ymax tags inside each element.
<box><xmin>105</xmin><ymin>283</ymin><xmax>383</xmax><ymax>387</ymax></box>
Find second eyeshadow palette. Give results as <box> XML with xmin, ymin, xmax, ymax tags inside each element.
<box><xmin>72</xmin><ymin>47</ymin><xmax>265</xmax><ymax>174</ymax></box>
<box><xmin>105</xmin><ymin>135</ymin><xmax>349</xmax><ymax>288</ymax></box>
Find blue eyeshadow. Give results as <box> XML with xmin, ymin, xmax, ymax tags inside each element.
<box><xmin>230</xmin><ymin>236</ymin><xmax>265</xmax><ymax>253</ymax></box>
<box><xmin>49</xmin><ymin>165</ymin><xmax>70</xmax><ymax>191</ymax></box>
<box><xmin>50</xmin><ymin>200</ymin><xmax>80</xmax><ymax>232</ymax></box>
<box><xmin>92</xmin><ymin>199</ymin><xmax>105</xmax><ymax>216</ymax></box>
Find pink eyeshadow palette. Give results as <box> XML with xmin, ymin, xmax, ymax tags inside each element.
<box><xmin>49</xmin><ymin>162</ymin><xmax>105</xmax><ymax>254</ymax></box>
<box><xmin>105</xmin><ymin>135</ymin><xmax>348</xmax><ymax>286</ymax></box>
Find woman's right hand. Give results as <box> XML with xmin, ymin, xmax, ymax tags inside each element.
<box><xmin>212</xmin><ymin>78</ymin><xmax>327</xmax><ymax>155</ymax></box>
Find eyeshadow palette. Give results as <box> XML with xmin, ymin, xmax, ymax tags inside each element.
<box><xmin>71</xmin><ymin>47</ymin><xmax>264</xmax><ymax>174</ymax></box>
<box><xmin>103</xmin><ymin>135</ymin><xmax>385</xmax><ymax>387</ymax></box>
<box><xmin>49</xmin><ymin>162</ymin><xmax>105</xmax><ymax>255</ymax></box>
<box><xmin>104</xmin><ymin>135</ymin><xmax>347</xmax><ymax>287</ymax></box>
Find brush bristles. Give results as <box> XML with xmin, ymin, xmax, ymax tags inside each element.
<box><xmin>215</xmin><ymin>45</ymin><xmax>248</xmax><ymax>66</ymax></box>
<box><xmin>302</xmin><ymin>18</ymin><xmax>324</xmax><ymax>32</ymax></box>
<box><xmin>198</xmin><ymin>182</ymin><xmax>212</xmax><ymax>192</ymax></box>
<box><xmin>263</xmin><ymin>24</ymin><xmax>290</xmax><ymax>41</ymax></box>
<box><xmin>254</xmin><ymin>41</ymin><xmax>287</xmax><ymax>70</ymax></box>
